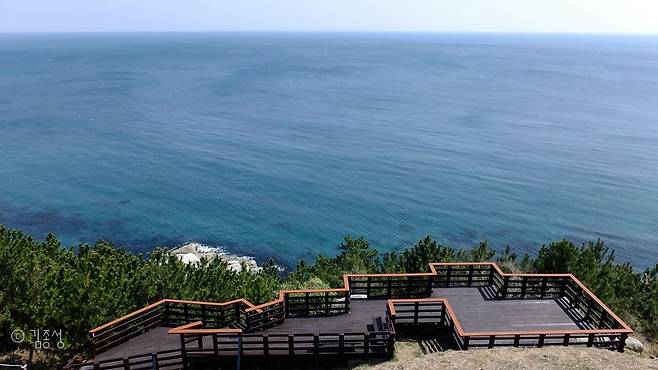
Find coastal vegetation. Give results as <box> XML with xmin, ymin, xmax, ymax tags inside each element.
<box><xmin>0</xmin><ymin>226</ymin><xmax>656</xmax><ymax>367</ymax></box>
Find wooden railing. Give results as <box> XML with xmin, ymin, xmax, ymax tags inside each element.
<box><xmin>65</xmin><ymin>349</ymin><xmax>184</xmax><ymax>370</ymax></box>
<box><xmin>561</xmin><ymin>277</ymin><xmax>624</xmax><ymax>330</ymax></box>
<box><xmin>84</xmin><ymin>261</ymin><xmax>633</xmax><ymax>367</ymax></box>
<box><xmin>347</xmin><ymin>274</ymin><xmax>434</xmax><ymax>298</ymax></box>
<box><xmin>88</xmin><ymin>299</ymin><xmax>254</xmax><ymax>355</ymax></box>
<box><xmin>498</xmin><ymin>274</ymin><xmax>568</xmax><ymax>299</ymax></box>
<box><xmin>386</xmin><ymin>298</ymin><xmax>444</xmax><ymax>326</ymax></box>
<box><xmin>88</xmin><ymin>300</ymin><xmax>168</xmax><ymax>355</ymax></box>
<box><xmin>283</xmin><ymin>290</ymin><xmax>350</xmax><ymax>317</ymax></box>
<box><xmin>433</xmin><ymin>262</ymin><xmax>573</xmax><ymax>299</ymax></box>
<box><xmin>387</xmin><ymin>291</ymin><xmax>631</xmax><ymax>352</ymax></box>
<box><xmin>164</xmin><ymin>299</ymin><xmax>250</xmax><ymax>328</ymax></box>
<box><xmin>433</xmin><ymin>263</ymin><xmax>494</xmax><ymax>288</ymax></box>
<box><xmin>243</xmin><ymin>300</ymin><xmax>285</xmax><ymax>331</ymax></box>
<box><xmin>462</xmin><ymin>330</ymin><xmax>627</xmax><ymax>350</ymax></box>
<box><xmin>177</xmin><ymin>330</ymin><xmax>394</xmax><ymax>360</ymax></box>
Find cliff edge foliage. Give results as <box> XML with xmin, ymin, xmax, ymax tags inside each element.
<box><xmin>0</xmin><ymin>226</ymin><xmax>656</xmax><ymax>365</ymax></box>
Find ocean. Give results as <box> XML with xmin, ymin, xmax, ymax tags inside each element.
<box><xmin>1</xmin><ymin>33</ymin><xmax>657</xmax><ymax>268</ymax></box>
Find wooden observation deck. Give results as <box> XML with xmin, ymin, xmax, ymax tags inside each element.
<box><xmin>66</xmin><ymin>263</ymin><xmax>632</xmax><ymax>370</ymax></box>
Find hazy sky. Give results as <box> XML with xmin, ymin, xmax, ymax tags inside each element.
<box><xmin>1</xmin><ymin>0</ymin><xmax>658</xmax><ymax>34</ymax></box>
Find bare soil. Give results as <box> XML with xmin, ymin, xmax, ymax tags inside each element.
<box><xmin>351</xmin><ymin>341</ymin><xmax>658</xmax><ymax>370</ymax></box>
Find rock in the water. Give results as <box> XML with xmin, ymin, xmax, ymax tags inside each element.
<box><xmin>177</xmin><ymin>252</ymin><xmax>201</xmax><ymax>265</ymax></box>
<box><xmin>170</xmin><ymin>242</ymin><xmax>261</xmax><ymax>272</ymax></box>
<box><xmin>625</xmin><ymin>337</ymin><xmax>644</xmax><ymax>353</ymax></box>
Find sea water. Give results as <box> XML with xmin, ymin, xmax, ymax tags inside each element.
<box><xmin>1</xmin><ymin>33</ymin><xmax>657</xmax><ymax>268</ymax></box>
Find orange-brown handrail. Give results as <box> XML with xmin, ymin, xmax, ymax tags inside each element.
<box><xmin>386</xmin><ymin>297</ymin><xmax>632</xmax><ymax>338</ymax></box>
<box><xmin>89</xmin><ymin>262</ymin><xmax>632</xmax><ymax>337</ymax></box>
<box><xmin>429</xmin><ymin>262</ymin><xmax>632</xmax><ymax>332</ymax></box>
<box><xmin>89</xmin><ymin>299</ymin><xmax>167</xmax><ymax>334</ymax></box>
<box><xmin>89</xmin><ymin>298</ymin><xmax>253</xmax><ymax>334</ymax></box>
<box><xmin>168</xmin><ymin>321</ymin><xmax>243</xmax><ymax>335</ymax></box>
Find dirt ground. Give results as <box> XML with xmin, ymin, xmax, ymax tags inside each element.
<box><xmin>351</xmin><ymin>341</ymin><xmax>658</xmax><ymax>370</ymax></box>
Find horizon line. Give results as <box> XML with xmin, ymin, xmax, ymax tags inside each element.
<box><xmin>2</xmin><ymin>30</ymin><xmax>658</xmax><ymax>37</ymax></box>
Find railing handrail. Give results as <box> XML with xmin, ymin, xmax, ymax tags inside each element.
<box><xmin>89</xmin><ymin>299</ymin><xmax>167</xmax><ymax>334</ymax></box>
<box><xmin>430</xmin><ymin>262</ymin><xmax>631</xmax><ymax>332</ymax></box>
<box><xmin>89</xmin><ymin>298</ymin><xmax>252</xmax><ymax>334</ymax></box>
<box><xmin>89</xmin><ymin>262</ymin><xmax>632</xmax><ymax>346</ymax></box>
<box><xmin>347</xmin><ymin>272</ymin><xmax>435</xmax><ymax>278</ymax></box>
<box><xmin>165</xmin><ymin>298</ymin><xmax>255</xmax><ymax>308</ymax></box>
<box><xmin>387</xmin><ymin>295</ymin><xmax>632</xmax><ymax>339</ymax></box>
<box><xmin>168</xmin><ymin>321</ymin><xmax>244</xmax><ymax>335</ymax></box>
<box><xmin>564</xmin><ymin>274</ymin><xmax>632</xmax><ymax>332</ymax></box>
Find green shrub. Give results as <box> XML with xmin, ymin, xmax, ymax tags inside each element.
<box><xmin>1</xmin><ymin>226</ymin><xmax>656</xmax><ymax>365</ymax></box>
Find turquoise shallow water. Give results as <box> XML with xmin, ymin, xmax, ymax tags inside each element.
<box><xmin>1</xmin><ymin>33</ymin><xmax>657</xmax><ymax>268</ymax></box>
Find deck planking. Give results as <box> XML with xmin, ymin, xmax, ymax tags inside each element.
<box><xmin>430</xmin><ymin>287</ymin><xmax>582</xmax><ymax>332</ymax></box>
<box><xmin>94</xmin><ymin>287</ymin><xmax>582</xmax><ymax>361</ymax></box>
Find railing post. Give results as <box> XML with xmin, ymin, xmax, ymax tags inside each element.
<box><xmin>387</xmin><ymin>333</ymin><xmax>395</xmax><ymax>358</ymax></box>
<box><xmin>179</xmin><ymin>334</ymin><xmax>188</xmax><ymax>370</ymax></box>
<box><xmin>463</xmin><ymin>336</ymin><xmax>470</xmax><ymax>350</ymax></box>
<box><xmin>562</xmin><ymin>333</ymin><xmax>570</xmax><ymax>346</ymax></box>
<box><xmin>538</xmin><ymin>334</ymin><xmax>545</xmax><ymax>347</ymax></box>
<box><xmin>88</xmin><ymin>333</ymin><xmax>97</xmax><ymax>359</ymax></box>
<box><xmin>236</xmin><ymin>334</ymin><xmax>242</xmax><ymax>370</ymax></box>
<box><xmin>263</xmin><ymin>334</ymin><xmax>269</xmax><ymax>358</ymax></box>
<box><xmin>183</xmin><ymin>303</ymin><xmax>189</xmax><ymax>323</ymax></box>
<box><xmin>325</xmin><ymin>292</ymin><xmax>329</xmax><ymax>315</ymax></box>
<box><xmin>619</xmin><ymin>333</ymin><xmax>628</xmax><ymax>352</ymax></box>
<box><xmin>541</xmin><ymin>276</ymin><xmax>548</xmax><ymax>298</ymax></box>
<box><xmin>366</xmin><ymin>277</ymin><xmax>372</xmax><ymax>297</ymax></box>
<box><xmin>513</xmin><ymin>335</ymin><xmax>520</xmax><ymax>347</ymax></box>
<box><xmin>122</xmin><ymin>358</ymin><xmax>129</xmax><ymax>370</ymax></box>
<box><xmin>339</xmin><ymin>334</ymin><xmax>345</xmax><ymax>355</ymax></box>
<box><xmin>587</xmin><ymin>333</ymin><xmax>595</xmax><ymax>347</ymax></box>
<box><xmin>386</xmin><ymin>276</ymin><xmax>392</xmax><ymax>297</ymax></box>
<box><xmin>446</xmin><ymin>266</ymin><xmax>452</xmax><ymax>287</ymax></box>
<box><xmin>439</xmin><ymin>304</ymin><xmax>445</xmax><ymax>328</ymax></box>
<box><xmin>468</xmin><ymin>265</ymin><xmax>474</xmax><ymax>286</ymax></box>
<box><xmin>502</xmin><ymin>276</ymin><xmax>509</xmax><ymax>298</ymax></box>
<box><xmin>305</xmin><ymin>292</ymin><xmax>310</xmax><ymax>316</ymax></box>
<box><xmin>284</xmin><ymin>294</ymin><xmax>289</xmax><ymax>318</ymax></box>
<box><xmin>288</xmin><ymin>335</ymin><xmax>294</xmax><ymax>356</ymax></box>
<box><xmin>413</xmin><ymin>301</ymin><xmax>419</xmax><ymax>325</ymax></box>
<box><xmin>213</xmin><ymin>333</ymin><xmax>219</xmax><ymax>367</ymax></box>
<box><xmin>313</xmin><ymin>334</ymin><xmax>320</xmax><ymax>366</ymax></box>
<box><xmin>243</xmin><ymin>309</ymin><xmax>250</xmax><ymax>331</ymax></box>
<box><xmin>364</xmin><ymin>333</ymin><xmax>370</xmax><ymax>354</ymax></box>
<box><xmin>488</xmin><ymin>335</ymin><xmax>495</xmax><ymax>349</ymax></box>
<box><xmin>488</xmin><ymin>265</ymin><xmax>494</xmax><ymax>285</ymax></box>
<box><xmin>163</xmin><ymin>300</ymin><xmax>169</xmax><ymax>323</ymax></box>
<box><xmin>151</xmin><ymin>353</ymin><xmax>159</xmax><ymax>370</ymax></box>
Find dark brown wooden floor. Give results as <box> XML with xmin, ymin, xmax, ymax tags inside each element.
<box><xmin>431</xmin><ymin>287</ymin><xmax>581</xmax><ymax>332</ymax></box>
<box><xmin>94</xmin><ymin>287</ymin><xmax>582</xmax><ymax>361</ymax></box>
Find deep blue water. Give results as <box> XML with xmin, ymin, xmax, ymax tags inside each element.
<box><xmin>1</xmin><ymin>33</ymin><xmax>657</xmax><ymax>268</ymax></box>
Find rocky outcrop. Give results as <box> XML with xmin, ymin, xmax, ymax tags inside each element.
<box><xmin>169</xmin><ymin>242</ymin><xmax>260</xmax><ymax>272</ymax></box>
<box><xmin>625</xmin><ymin>336</ymin><xmax>645</xmax><ymax>353</ymax></box>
